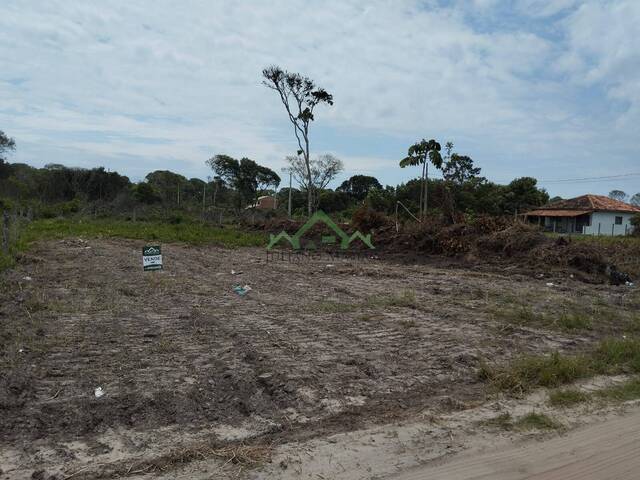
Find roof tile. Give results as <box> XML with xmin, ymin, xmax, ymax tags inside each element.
<box><xmin>542</xmin><ymin>194</ymin><xmax>640</xmax><ymax>213</ymax></box>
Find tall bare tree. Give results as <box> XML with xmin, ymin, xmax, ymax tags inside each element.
<box><xmin>262</xmin><ymin>66</ymin><xmax>334</xmax><ymax>216</ymax></box>
<box><xmin>285</xmin><ymin>154</ymin><xmax>343</xmax><ymax>209</ymax></box>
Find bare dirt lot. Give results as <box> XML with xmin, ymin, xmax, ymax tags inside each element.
<box><xmin>1</xmin><ymin>238</ymin><xmax>639</xmax><ymax>479</ymax></box>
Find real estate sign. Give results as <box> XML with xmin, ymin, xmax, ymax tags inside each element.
<box><xmin>142</xmin><ymin>245</ymin><xmax>162</xmax><ymax>271</ymax></box>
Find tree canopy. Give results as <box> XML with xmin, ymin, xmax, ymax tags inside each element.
<box><xmin>338</xmin><ymin>175</ymin><xmax>382</xmax><ymax>201</ymax></box>
<box><xmin>206</xmin><ymin>155</ymin><xmax>280</xmax><ymax>208</ymax></box>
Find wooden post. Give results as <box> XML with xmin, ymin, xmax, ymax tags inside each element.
<box><xmin>2</xmin><ymin>211</ymin><xmax>9</xmax><ymax>255</ymax></box>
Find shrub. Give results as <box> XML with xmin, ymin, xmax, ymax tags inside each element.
<box><xmin>631</xmin><ymin>214</ymin><xmax>640</xmax><ymax>237</ymax></box>
<box><xmin>351</xmin><ymin>206</ymin><xmax>391</xmax><ymax>232</ymax></box>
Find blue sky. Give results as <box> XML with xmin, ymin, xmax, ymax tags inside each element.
<box><xmin>1</xmin><ymin>0</ymin><xmax>639</xmax><ymax>198</ymax></box>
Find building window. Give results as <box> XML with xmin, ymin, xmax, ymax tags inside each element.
<box><xmin>615</xmin><ymin>216</ymin><xmax>623</xmax><ymax>225</ymax></box>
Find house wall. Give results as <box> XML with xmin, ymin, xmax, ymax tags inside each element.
<box><xmin>582</xmin><ymin>211</ymin><xmax>636</xmax><ymax>236</ymax></box>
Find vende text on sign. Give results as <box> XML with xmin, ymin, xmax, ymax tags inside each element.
<box><xmin>142</xmin><ymin>245</ymin><xmax>163</xmax><ymax>271</ymax></box>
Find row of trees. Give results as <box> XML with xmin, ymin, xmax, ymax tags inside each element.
<box><xmin>0</xmin><ymin>127</ymin><xmax>572</xmax><ymax>221</ymax></box>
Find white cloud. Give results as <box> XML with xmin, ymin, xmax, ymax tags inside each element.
<box><xmin>0</xmin><ymin>0</ymin><xmax>637</xmax><ymax>196</ymax></box>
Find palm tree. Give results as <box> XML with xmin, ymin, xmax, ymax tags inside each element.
<box><xmin>400</xmin><ymin>139</ymin><xmax>442</xmax><ymax>218</ymax></box>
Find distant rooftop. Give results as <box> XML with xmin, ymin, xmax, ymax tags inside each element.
<box><xmin>542</xmin><ymin>194</ymin><xmax>640</xmax><ymax>213</ymax></box>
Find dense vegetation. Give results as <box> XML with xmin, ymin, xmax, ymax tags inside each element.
<box><xmin>0</xmin><ymin>146</ymin><xmax>550</xmax><ymax>223</ymax></box>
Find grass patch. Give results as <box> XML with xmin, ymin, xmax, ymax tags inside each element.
<box><xmin>479</xmin><ymin>351</ymin><xmax>592</xmax><ymax>394</ymax></box>
<box><xmin>513</xmin><ymin>412</ymin><xmax>562</xmax><ymax>431</ymax></box>
<box><xmin>0</xmin><ymin>218</ymin><xmax>267</xmax><ymax>272</ymax></box>
<box><xmin>490</xmin><ymin>305</ymin><xmax>593</xmax><ymax>332</ymax></box>
<box><xmin>367</xmin><ymin>290</ymin><xmax>418</xmax><ymax>309</ymax></box>
<box><xmin>308</xmin><ymin>301</ymin><xmax>357</xmax><ymax>314</ymax></box>
<box><xmin>20</xmin><ymin>218</ymin><xmax>267</xmax><ymax>248</ymax></box>
<box><xmin>596</xmin><ymin>378</ymin><xmax>640</xmax><ymax>402</ymax></box>
<box><xmin>480</xmin><ymin>338</ymin><xmax>640</xmax><ymax>394</ymax></box>
<box><xmin>592</xmin><ymin>338</ymin><xmax>640</xmax><ymax>373</ymax></box>
<box><xmin>548</xmin><ymin>388</ymin><xmax>590</xmax><ymax>407</ymax></box>
<box><xmin>554</xmin><ymin>312</ymin><xmax>592</xmax><ymax>331</ymax></box>
<box><xmin>477</xmin><ymin>412</ymin><xmax>562</xmax><ymax>431</ymax></box>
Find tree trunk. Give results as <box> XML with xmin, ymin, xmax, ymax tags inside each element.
<box><xmin>423</xmin><ymin>162</ymin><xmax>429</xmax><ymax>218</ymax></box>
<box><xmin>304</xmin><ymin>138</ymin><xmax>313</xmax><ymax>217</ymax></box>
<box><xmin>419</xmin><ymin>161</ymin><xmax>426</xmax><ymax>218</ymax></box>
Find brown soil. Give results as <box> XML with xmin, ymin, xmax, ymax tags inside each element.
<box><xmin>0</xmin><ymin>238</ymin><xmax>638</xmax><ymax>478</ymax></box>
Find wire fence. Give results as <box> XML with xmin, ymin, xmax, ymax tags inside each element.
<box><xmin>1</xmin><ymin>208</ymin><xmax>32</xmax><ymax>259</ymax></box>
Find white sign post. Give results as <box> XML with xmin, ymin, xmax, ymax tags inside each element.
<box><xmin>142</xmin><ymin>245</ymin><xmax>163</xmax><ymax>271</ymax></box>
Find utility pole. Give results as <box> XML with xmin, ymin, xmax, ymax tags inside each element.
<box><xmin>202</xmin><ymin>178</ymin><xmax>207</xmax><ymax>217</ymax></box>
<box><xmin>281</xmin><ymin>167</ymin><xmax>293</xmax><ymax>219</ymax></box>
<box><xmin>213</xmin><ymin>176</ymin><xmax>220</xmax><ymax>208</ymax></box>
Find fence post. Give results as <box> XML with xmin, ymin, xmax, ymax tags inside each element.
<box><xmin>2</xmin><ymin>211</ymin><xmax>9</xmax><ymax>255</ymax></box>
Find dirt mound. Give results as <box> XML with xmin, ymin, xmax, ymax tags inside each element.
<box><xmin>476</xmin><ymin>223</ymin><xmax>547</xmax><ymax>256</ymax></box>
<box><xmin>371</xmin><ymin>216</ymin><xmax>629</xmax><ymax>283</ymax></box>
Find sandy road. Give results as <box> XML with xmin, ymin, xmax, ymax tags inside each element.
<box><xmin>389</xmin><ymin>409</ymin><xmax>640</xmax><ymax>480</ymax></box>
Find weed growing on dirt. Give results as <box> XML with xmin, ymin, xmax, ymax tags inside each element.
<box><xmin>479</xmin><ymin>352</ymin><xmax>592</xmax><ymax>394</ymax></box>
<box><xmin>592</xmin><ymin>338</ymin><xmax>640</xmax><ymax>373</ymax></box>
<box><xmin>308</xmin><ymin>301</ymin><xmax>358</xmax><ymax>314</ymax></box>
<box><xmin>481</xmin><ymin>338</ymin><xmax>640</xmax><ymax>394</ymax></box>
<box><xmin>367</xmin><ymin>290</ymin><xmax>418</xmax><ymax>309</ymax></box>
<box><xmin>555</xmin><ymin>312</ymin><xmax>592</xmax><ymax>331</ymax></box>
<box><xmin>477</xmin><ymin>411</ymin><xmax>562</xmax><ymax>431</ymax></box>
<box><xmin>477</xmin><ymin>413</ymin><xmax>513</xmax><ymax>430</ymax></box>
<box><xmin>491</xmin><ymin>303</ymin><xmax>599</xmax><ymax>333</ymax></box>
<box><xmin>548</xmin><ymin>388</ymin><xmax>590</xmax><ymax>407</ymax></box>
<box><xmin>514</xmin><ymin>412</ymin><xmax>562</xmax><ymax>431</ymax></box>
<box><xmin>595</xmin><ymin>378</ymin><xmax>640</xmax><ymax>402</ymax></box>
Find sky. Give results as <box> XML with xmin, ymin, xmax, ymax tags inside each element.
<box><xmin>1</xmin><ymin>0</ymin><xmax>639</xmax><ymax>198</ymax></box>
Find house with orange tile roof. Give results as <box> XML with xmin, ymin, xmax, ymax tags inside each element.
<box><xmin>525</xmin><ymin>194</ymin><xmax>640</xmax><ymax>236</ymax></box>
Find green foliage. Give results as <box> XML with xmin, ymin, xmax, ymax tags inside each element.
<box><xmin>596</xmin><ymin>378</ymin><xmax>640</xmax><ymax>401</ymax></box>
<box><xmin>514</xmin><ymin>412</ymin><xmax>562</xmax><ymax>431</ymax></box>
<box><xmin>502</xmin><ymin>177</ymin><xmax>549</xmax><ymax>214</ymax></box>
<box><xmin>556</xmin><ymin>312</ymin><xmax>592</xmax><ymax>331</ymax></box>
<box><xmin>400</xmin><ymin>139</ymin><xmax>442</xmax><ymax>169</ymax></box>
<box><xmin>479</xmin><ymin>351</ymin><xmax>593</xmax><ymax>393</ymax></box>
<box><xmin>548</xmin><ymin>389</ymin><xmax>590</xmax><ymax>407</ymax></box>
<box><xmin>364</xmin><ymin>186</ymin><xmax>394</xmax><ymax>213</ymax></box>
<box><xmin>631</xmin><ymin>213</ymin><xmax>640</xmax><ymax>236</ymax></box>
<box><xmin>442</xmin><ymin>153</ymin><xmax>481</xmax><ymax>185</ymax></box>
<box><xmin>39</xmin><ymin>199</ymin><xmax>81</xmax><ymax>218</ymax></box>
<box><xmin>207</xmin><ymin>155</ymin><xmax>280</xmax><ymax>208</ymax></box>
<box><xmin>478</xmin><ymin>412</ymin><xmax>562</xmax><ymax>431</ymax></box>
<box><xmin>338</xmin><ymin>175</ymin><xmax>382</xmax><ymax>201</ymax></box>
<box><xmin>133</xmin><ymin>182</ymin><xmax>161</xmax><ymax>204</ymax></box>
<box><xmin>480</xmin><ymin>338</ymin><xmax>640</xmax><ymax>394</ymax></box>
<box><xmin>592</xmin><ymin>338</ymin><xmax>640</xmax><ymax>373</ymax></box>
<box><xmin>0</xmin><ymin>130</ymin><xmax>16</xmax><ymax>163</ymax></box>
<box><xmin>317</xmin><ymin>190</ymin><xmax>351</xmax><ymax>213</ymax></box>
